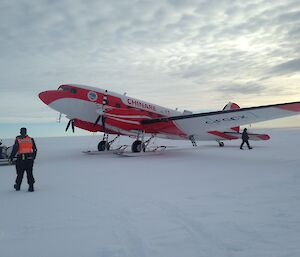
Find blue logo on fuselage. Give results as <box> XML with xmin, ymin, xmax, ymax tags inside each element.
<box><xmin>88</xmin><ymin>91</ymin><xmax>98</xmax><ymax>101</ymax></box>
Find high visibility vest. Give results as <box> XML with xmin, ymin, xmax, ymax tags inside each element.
<box><xmin>17</xmin><ymin>136</ymin><xmax>33</xmax><ymax>155</ymax></box>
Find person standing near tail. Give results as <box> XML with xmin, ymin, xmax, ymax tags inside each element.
<box><xmin>9</xmin><ymin>128</ymin><xmax>37</xmax><ymax>192</ymax></box>
<box><xmin>240</xmin><ymin>128</ymin><xmax>252</xmax><ymax>150</ymax></box>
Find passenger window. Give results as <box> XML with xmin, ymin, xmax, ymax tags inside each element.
<box><xmin>70</xmin><ymin>88</ymin><xmax>77</xmax><ymax>94</ymax></box>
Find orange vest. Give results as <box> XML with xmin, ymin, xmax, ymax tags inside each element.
<box><xmin>17</xmin><ymin>136</ymin><xmax>33</xmax><ymax>154</ymax></box>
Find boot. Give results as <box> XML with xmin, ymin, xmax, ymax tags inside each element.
<box><xmin>28</xmin><ymin>184</ymin><xmax>34</xmax><ymax>192</ymax></box>
<box><xmin>14</xmin><ymin>184</ymin><xmax>20</xmax><ymax>191</ymax></box>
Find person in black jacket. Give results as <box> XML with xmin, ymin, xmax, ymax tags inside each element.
<box><xmin>240</xmin><ymin>128</ymin><xmax>252</xmax><ymax>150</ymax></box>
<box><xmin>9</xmin><ymin>128</ymin><xmax>37</xmax><ymax>192</ymax></box>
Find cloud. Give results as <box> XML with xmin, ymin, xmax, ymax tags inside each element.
<box><xmin>0</xmin><ymin>0</ymin><xmax>300</xmax><ymax>124</ymax></box>
<box><xmin>215</xmin><ymin>83</ymin><xmax>266</xmax><ymax>95</ymax></box>
<box><xmin>270</xmin><ymin>58</ymin><xmax>300</xmax><ymax>75</ymax></box>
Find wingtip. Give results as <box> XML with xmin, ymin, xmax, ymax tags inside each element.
<box><xmin>277</xmin><ymin>102</ymin><xmax>300</xmax><ymax>112</ymax></box>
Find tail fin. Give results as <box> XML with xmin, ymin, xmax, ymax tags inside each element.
<box><xmin>222</xmin><ymin>102</ymin><xmax>240</xmax><ymax>132</ymax></box>
<box><xmin>222</xmin><ymin>102</ymin><xmax>240</xmax><ymax>111</ymax></box>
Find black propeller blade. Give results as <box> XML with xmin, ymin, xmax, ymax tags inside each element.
<box><xmin>101</xmin><ymin>115</ymin><xmax>106</xmax><ymax>131</ymax></box>
<box><xmin>93</xmin><ymin>114</ymin><xmax>106</xmax><ymax>131</ymax></box>
<box><xmin>94</xmin><ymin>115</ymin><xmax>101</xmax><ymax>127</ymax></box>
<box><xmin>65</xmin><ymin>120</ymin><xmax>71</xmax><ymax>131</ymax></box>
<box><xmin>71</xmin><ymin>120</ymin><xmax>75</xmax><ymax>133</ymax></box>
<box><xmin>66</xmin><ymin>119</ymin><xmax>75</xmax><ymax>133</ymax></box>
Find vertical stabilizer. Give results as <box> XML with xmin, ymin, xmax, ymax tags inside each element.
<box><xmin>222</xmin><ymin>102</ymin><xmax>240</xmax><ymax>132</ymax></box>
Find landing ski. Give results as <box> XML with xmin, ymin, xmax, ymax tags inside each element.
<box><xmin>0</xmin><ymin>158</ymin><xmax>15</xmax><ymax>166</ymax></box>
<box><xmin>114</xmin><ymin>146</ymin><xmax>167</xmax><ymax>157</ymax></box>
<box><xmin>82</xmin><ymin>145</ymin><xmax>128</xmax><ymax>155</ymax></box>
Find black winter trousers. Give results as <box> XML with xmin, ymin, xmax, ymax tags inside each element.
<box><xmin>240</xmin><ymin>140</ymin><xmax>251</xmax><ymax>149</ymax></box>
<box><xmin>15</xmin><ymin>159</ymin><xmax>35</xmax><ymax>187</ymax></box>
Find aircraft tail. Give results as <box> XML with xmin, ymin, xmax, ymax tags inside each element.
<box><xmin>222</xmin><ymin>102</ymin><xmax>240</xmax><ymax>132</ymax></box>
<box><xmin>210</xmin><ymin>102</ymin><xmax>270</xmax><ymax>141</ymax></box>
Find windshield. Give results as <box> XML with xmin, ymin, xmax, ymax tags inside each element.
<box><xmin>58</xmin><ymin>85</ymin><xmax>77</xmax><ymax>94</ymax></box>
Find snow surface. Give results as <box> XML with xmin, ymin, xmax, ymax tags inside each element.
<box><xmin>1</xmin><ymin>128</ymin><xmax>300</xmax><ymax>257</ymax></box>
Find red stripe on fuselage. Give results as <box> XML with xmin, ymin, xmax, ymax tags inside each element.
<box><xmin>73</xmin><ymin>119</ymin><xmax>118</xmax><ymax>134</ymax></box>
<box><xmin>253</xmin><ymin>134</ymin><xmax>270</xmax><ymax>140</ymax></box>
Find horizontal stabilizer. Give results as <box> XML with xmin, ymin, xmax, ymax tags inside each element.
<box><xmin>226</xmin><ymin>132</ymin><xmax>270</xmax><ymax>141</ymax></box>
<box><xmin>208</xmin><ymin>131</ymin><xmax>270</xmax><ymax>141</ymax></box>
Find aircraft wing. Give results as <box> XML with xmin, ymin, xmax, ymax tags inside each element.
<box><xmin>141</xmin><ymin>101</ymin><xmax>300</xmax><ymax>136</ymax></box>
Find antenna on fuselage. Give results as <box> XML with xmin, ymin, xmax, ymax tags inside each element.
<box><xmin>57</xmin><ymin>113</ymin><xmax>62</xmax><ymax>123</ymax></box>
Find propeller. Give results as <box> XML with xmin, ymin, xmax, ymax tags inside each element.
<box><xmin>94</xmin><ymin>92</ymin><xmax>108</xmax><ymax>131</ymax></box>
<box><xmin>94</xmin><ymin>115</ymin><xmax>101</xmax><ymax>126</ymax></box>
<box><xmin>65</xmin><ymin>119</ymin><xmax>75</xmax><ymax>133</ymax></box>
<box><xmin>101</xmin><ymin>115</ymin><xmax>106</xmax><ymax>130</ymax></box>
<box><xmin>93</xmin><ymin>112</ymin><xmax>106</xmax><ymax>131</ymax></box>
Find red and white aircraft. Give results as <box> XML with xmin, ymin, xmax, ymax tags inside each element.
<box><xmin>39</xmin><ymin>84</ymin><xmax>300</xmax><ymax>152</ymax></box>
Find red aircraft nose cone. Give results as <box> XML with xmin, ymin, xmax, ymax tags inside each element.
<box><xmin>38</xmin><ymin>90</ymin><xmax>60</xmax><ymax>105</ymax></box>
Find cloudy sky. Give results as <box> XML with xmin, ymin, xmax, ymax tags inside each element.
<box><xmin>1</xmin><ymin>0</ymin><xmax>300</xmax><ymax>137</ymax></box>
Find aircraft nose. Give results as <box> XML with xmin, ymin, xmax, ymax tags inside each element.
<box><xmin>38</xmin><ymin>90</ymin><xmax>61</xmax><ymax>105</ymax></box>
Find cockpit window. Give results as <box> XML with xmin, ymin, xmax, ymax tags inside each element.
<box><xmin>58</xmin><ymin>85</ymin><xmax>77</xmax><ymax>94</ymax></box>
<box><xmin>58</xmin><ymin>85</ymin><xmax>69</xmax><ymax>91</ymax></box>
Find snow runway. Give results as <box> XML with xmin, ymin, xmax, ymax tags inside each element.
<box><xmin>1</xmin><ymin>128</ymin><xmax>300</xmax><ymax>257</ymax></box>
